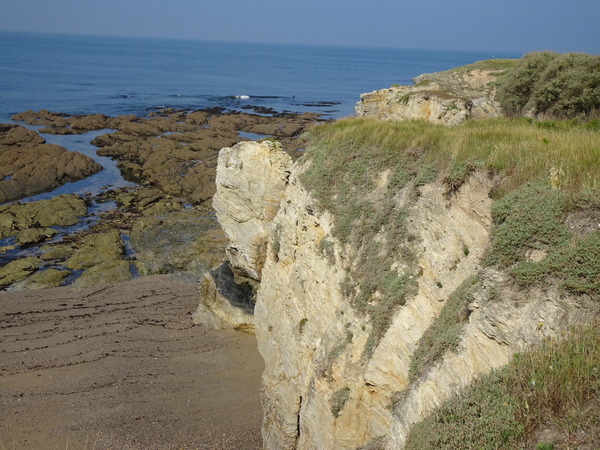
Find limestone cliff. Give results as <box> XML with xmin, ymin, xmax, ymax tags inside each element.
<box><xmin>193</xmin><ymin>141</ymin><xmax>292</xmax><ymax>333</ymax></box>
<box><xmin>204</xmin><ymin>138</ymin><xmax>598</xmax><ymax>448</ymax></box>
<box><xmin>355</xmin><ymin>61</ymin><xmax>513</xmax><ymax>125</ymax></box>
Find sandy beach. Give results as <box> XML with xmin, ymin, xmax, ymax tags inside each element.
<box><xmin>0</xmin><ymin>275</ymin><xmax>263</xmax><ymax>449</ymax></box>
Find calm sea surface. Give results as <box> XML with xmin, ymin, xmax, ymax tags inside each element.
<box><xmin>0</xmin><ymin>32</ymin><xmax>520</xmax><ymax>121</ymax></box>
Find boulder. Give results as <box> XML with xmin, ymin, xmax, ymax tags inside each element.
<box><xmin>74</xmin><ymin>260</ymin><xmax>131</xmax><ymax>289</ymax></box>
<box><xmin>192</xmin><ymin>262</ymin><xmax>255</xmax><ymax>334</ymax></box>
<box><xmin>65</xmin><ymin>229</ymin><xmax>124</xmax><ymax>270</ymax></box>
<box><xmin>0</xmin><ymin>256</ymin><xmax>42</xmax><ymax>288</ymax></box>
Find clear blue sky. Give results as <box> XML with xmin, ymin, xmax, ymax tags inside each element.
<box><xmin>1</xmin><ymin>0</ymin><xmax>598</xmax><ymax>54</ymax></box>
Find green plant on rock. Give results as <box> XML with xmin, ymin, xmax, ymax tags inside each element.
<box><xmin>485</xmin><ymin>184</ymin><xmax>570</xmax><ymax>267</ymax></box>
<box><xmin>409</xmin><ymin>276</ymin><xmax>478</xmax><ymax>381</ymax></box>
<box><xmin>330</xmin><ymin>387</ymin><xmax>351</xmax><ymax>418</ymax></box>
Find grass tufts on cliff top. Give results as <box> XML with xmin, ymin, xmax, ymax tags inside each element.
<box><xmin>300</xmin><ymin>117</ymin><xmax>600</xmax><ymax>358</ymax></box>
<box><xmin>404</xmin><ymin>324</ymin><xmax>599</xmax><ymax>449</ymax></box>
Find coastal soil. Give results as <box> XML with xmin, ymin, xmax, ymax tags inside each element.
<box><xmin>0</xmin><ymin>275</ymin><xmax>263</xmax><ymax>449</ymax></box>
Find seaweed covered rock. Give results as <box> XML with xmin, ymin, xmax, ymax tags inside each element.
<box><xmin>0</xmin><ymin>125</ymin><xmax>102</xmax><ymax>203</ymax></box>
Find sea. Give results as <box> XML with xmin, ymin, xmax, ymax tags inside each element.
<box><xmin>0</xmin><ymin>31</ymin><xmax>521</xmax><ymax>122</ymax></box>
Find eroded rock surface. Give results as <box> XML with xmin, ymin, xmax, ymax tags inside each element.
<box><xmin>192</xmin><ymin>141</ymin><xmax>293</xmax><ymax>333</ymax></box>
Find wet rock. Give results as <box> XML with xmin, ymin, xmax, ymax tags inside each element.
<box><xmin>0</xmin><ymin>195</ymin><xmax>87</xmax><ymax>239</ymax></box>
<box><xmin>39</xmin><ymin>243</ymin><xmax>74</xmax><ymax>261</ymax></box>
<box><xmin>0</xmin><ymin>124</ymin><xmax>45</xmax><ymax>146</ymax></box>
<box><xmin>68</xmin><ymin>114</ymin><xmax>111</xmax><ymax>131</ymax></box>
<box><xmin>17</xmin><ymin>227</ymin><xmax>57</xmax><ymax>247</ymax></box>
<box><xmin>185</xmin><ymin>110</ymin><xmax>208</xmax><ymax>125</ymax></box>
<box><xmin>20</xmin><ymin>268</ymin><xmax>69</xmax><ymax>290</ymax></box>
<box><xmin>65</xmin><ymin>229</ymin><xmax>124</xmax><ymax>270</ymax></box>
<box><xmin>130</xmin><ymin>213</ymin><xmax>226</xmax><ymax>277</ymax></box>
<box><xmin>74</xmin><ymin>260</ymin><xmax>131</xmax><ymax>289</ymax></box>
<box><xmin>11</xmin><ymin>110</ymin><xmax>69</xmax><ymax>128</ymax></box>
<box><xmin>0</xmin><ymin>256</ymin><xmax>42</xmax><ymax>288</ymax></box>
<box><xmin>0</xmin><ymin>126</ymin><xmax>102</xmax><ymax>203</ymax></box>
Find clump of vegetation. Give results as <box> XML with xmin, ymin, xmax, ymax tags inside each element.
<box><xmin>404</xmin><ymin>324</ymin><xmax>599</xmax><ymax>449</ymax></box>
<box><xmin>300</xmin><ymin>117</ymin><xmax>600</xmax><ymax>360</ymax></box>
<box><xmin>298</xmin><ymin>317</ymin><xmax>308</xmax><ymax>333</ymax></box>
<box><xmin>408</xmin><ymin>277</ymin><xmax>478</xmax><ymax>381</ymax></box>
<box><xmin>398</xmin><ymin>93</ymin><xmax>411</xmax><ymax>105</ymax></box>
<box><xmin>486</xmin><ymin>184</ymin><xmax>570</xmax><ymax>267</ymax></box>
<box><xmin>484</xmin><ymin>182</ymin><xmax>600</xmax><ymax>299</ymax></box>
<box><xmin>497</xmin><ymin>52</ymin><xmax>600</xmax><ymax>119</ymax></box>
<box><xmin>511</xmin><ymin>231</ymin><xmax>600</xmax><ymax>298</ymax></box>
<box><xmin>330</xmin><ymin>387</ymin><xmax>351</xmax><ymax>418</ymax></box>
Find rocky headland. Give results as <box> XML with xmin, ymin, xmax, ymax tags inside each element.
<box><xmin>196</xmin><ymin>57</ymin><xmax>600</xmax><ymax>448</ymax></box>
<box><xmin>355</xmin><ymin>59</ymin><xmax>515</xmax><ymax>125</ymax></box>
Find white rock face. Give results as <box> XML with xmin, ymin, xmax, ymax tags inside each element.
<box><xmin>253</xmin><ymin>167</ymin><xmax>598</xmax><ymax>449</ymax></box>
<box><xmin>212</xmin><ymin>141</ymin><xmax>293</xmax><ymax>281</ymax></box>
<box><xmin>256</xmin><ymin>168</ymin><xmax>495</xmax><ymax>448</ymax></box>
<box><xmin>193</xmin><ymin>141</ymin><xmax>292</xmax><ymax>333</ymax></box>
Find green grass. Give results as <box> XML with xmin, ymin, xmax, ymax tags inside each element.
<box><xmin>448</xmin><ymin>58</ymin><xmax>519</xmax><ymax>73</ymax></box>
<box><xmin>408</xmin><ymin>277</ymin><xmax>478</xmax><ymax>382</ymax></box>
<box><xmin>300</xmin><ymin>117</ymin><xmax>600</xmax><ymax>359</ymax></box>
<box><xmin>404</xmin><ymin>324</ymin><xmax>599</xmax><ymax>449</ymax></box>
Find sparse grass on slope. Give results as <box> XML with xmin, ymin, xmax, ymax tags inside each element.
<box><xmin>300</xmin><ymin>117</ymin><xmax>600</xmax><ymax>359</ymax></box>
<box><xmin>404</xmin><ymin>324</ymin><xmax>599</xmax><ymax>449</ymax></box>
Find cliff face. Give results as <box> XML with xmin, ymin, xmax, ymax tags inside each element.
<box><xmin>355</xmin><ymin>66</ymin><xmax>506</xmax><ymax>125</ymax></box>
<box><xmin>192</xmin><ymin>141</ymin><xmax>292</xmax><ymax>333</ymax></box>
<box><xmin>204</xmin><ymin>140</ymin><xmax>598</xmax><ymax>449</ymax></box>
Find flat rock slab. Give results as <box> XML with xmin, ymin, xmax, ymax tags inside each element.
<box><xmin>0</xmin><ymin>275</ymin><xmax>263</xmax><ymax>449</ymax></box>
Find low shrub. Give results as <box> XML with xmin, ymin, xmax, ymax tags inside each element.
<box><xmin>404</xmin><ymin>324</ymin><xmax>599</xmax><ymax>449</ymax></box>
<box><xmin>497</xmin><ymin>52</ymin><xmax>600</xmax><ymax>119</ymax></box>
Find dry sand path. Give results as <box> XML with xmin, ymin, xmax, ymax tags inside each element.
<box><xmin>0</xmin><ymin>275</ymin><xmax>263</xmax><ymax>449</ymax></box>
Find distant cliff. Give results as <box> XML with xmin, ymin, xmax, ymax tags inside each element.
<box><xmin>355</xmin><ymin>60</ymin><xmax>516</xmax><ymax>125</ymax></box>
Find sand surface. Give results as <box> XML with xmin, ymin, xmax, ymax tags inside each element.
<box><xmin>0</xmin><ymin>275</ymin><xmax>263</xmax><ymax>449</ymax></box>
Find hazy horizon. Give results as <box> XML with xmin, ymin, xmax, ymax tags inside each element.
<box><xmin>0</xmin><ymin>0</ymin><xmax>598</xmax><ymax>55</ymax></box>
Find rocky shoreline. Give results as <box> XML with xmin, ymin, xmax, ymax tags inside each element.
<box><xmin>1</xmin><ymin>106</ymin><xmax>325</xmax><ymax>292</ymax></box>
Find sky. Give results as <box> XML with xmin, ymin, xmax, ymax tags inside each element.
<box><xmin>0</xmin><ymin>0</ymin><xmax>598</xmax><ymax>54</ymax></box>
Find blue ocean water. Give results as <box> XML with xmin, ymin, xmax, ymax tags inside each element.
<box><xmin>0</xmin><ymin>31</ymin><xmax>521</xmax><ymax>122</ymax></box>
